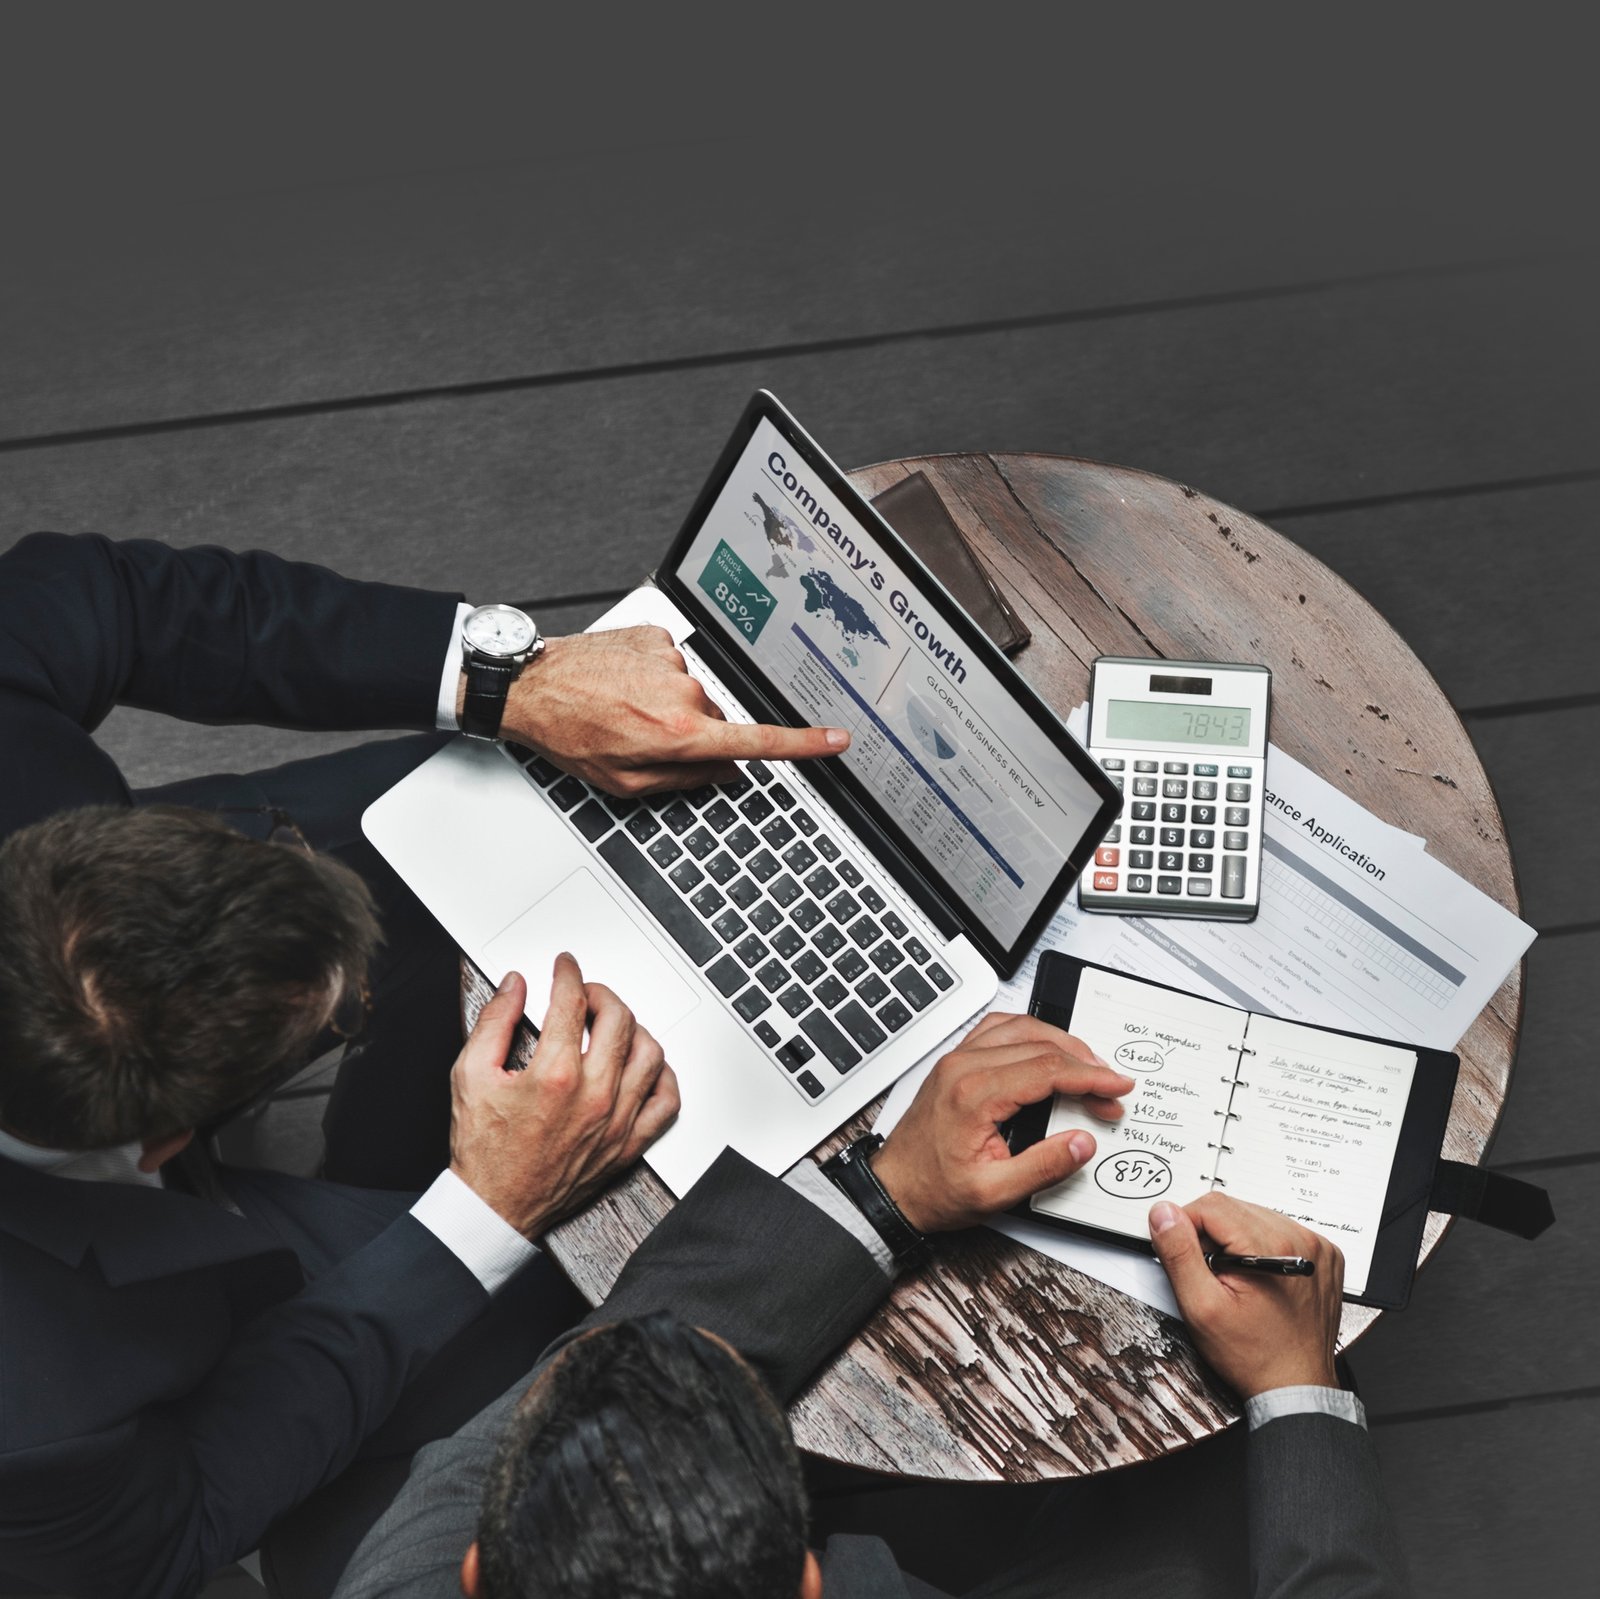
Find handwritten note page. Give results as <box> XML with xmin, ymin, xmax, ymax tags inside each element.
<box><xmin>1032</xmin><ymin>970</ymin><xmax>1246</xmax><ymax>1235</ymax></box>
<box><xmin>1222</xmin><ymin>1014</ymin><xmax>1416</xmax><ymax>1296</ymax></box>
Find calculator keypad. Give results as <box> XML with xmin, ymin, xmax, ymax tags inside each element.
<box><xmin>1086</xmin><ymin>751</ymin><xmax>1261</xmax><ymax>908</ymax></box>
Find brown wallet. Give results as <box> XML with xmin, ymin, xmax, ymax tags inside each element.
<box><xmin>869</xmin><ymin>472</ymin><xmax>1031</xmax><ymax>656</ymax></box>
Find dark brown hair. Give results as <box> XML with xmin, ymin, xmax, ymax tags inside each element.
<box><xmin>477</xmin><ymin>1313</ymin><xmax>808</xmax><ymax>1599</ymax></box>
<box><xmin>0</xmin><ymin>805</ymin><xmax>380</xmax><ymax>1148</ymax></box>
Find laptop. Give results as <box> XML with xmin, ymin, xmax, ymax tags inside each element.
<box><xmin>362</xmin><ymin>392</ymin><xmax>1121</xmax><ymax>1195</ymax></box>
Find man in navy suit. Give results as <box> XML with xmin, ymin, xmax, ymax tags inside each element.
<box><xmin>0</xmin><ymin>531</ymin><xmax>850</xmax><ymax>1598</ymax></box>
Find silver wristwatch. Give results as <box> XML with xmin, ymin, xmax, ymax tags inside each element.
<box><xmin>459</xmin><ymin>604</ymin><xmax>542</xmax><ymax>740</ymax></box>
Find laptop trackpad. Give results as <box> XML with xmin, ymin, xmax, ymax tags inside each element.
<box><xmin>481</xmin><ymin>868</ymin><xmax>701</xmax><ymax>1035</ymax></box>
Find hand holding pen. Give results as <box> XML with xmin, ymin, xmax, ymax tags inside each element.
<box><xmin>1149</xmin><ymin>1192</ymin><xmax>1344</xmax><ymax>1399</ymax></box>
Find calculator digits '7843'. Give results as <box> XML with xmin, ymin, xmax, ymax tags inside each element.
<box><xmin>1079</xmin><ymin>657</ymin><xmax>1271</xmax><ymax>922</ymax></box>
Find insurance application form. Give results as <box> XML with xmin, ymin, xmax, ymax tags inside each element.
<box><xmin>1006</xmin><ymin>710</ymin><xmax>1533</xmax><ymax>1055</ymax></box>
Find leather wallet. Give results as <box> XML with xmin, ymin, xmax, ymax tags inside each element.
<box><xmin>870</xmin><ymin>471</ymin><xmax>1031</xmax><ymax>656</ymax></box>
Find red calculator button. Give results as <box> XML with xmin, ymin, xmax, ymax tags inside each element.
<box><xmin>1095</xmin><ymin>847</ymin><xmax>1120</xmax><ymax>867</ymax></box>
<box><xmin>1092</xmin><ymin>871</ymin><xmax>1119</xmax><ymax>891</ymax></box>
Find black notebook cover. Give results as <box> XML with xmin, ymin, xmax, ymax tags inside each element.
<box><xmin>1007</xmin><ymin>952</ymin><xmax>1459</xmax><ymax>1310</ymax></box>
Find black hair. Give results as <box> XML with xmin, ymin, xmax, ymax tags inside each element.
<box><xmin>477</xmin><ymin>1311</ymin><xmax>809</xmax><ymax>1599</ymax></box>
<box><xmin>0</xmin><ymin>805</ymin><xmax>379</xmax><ymax>1146</ymax></box>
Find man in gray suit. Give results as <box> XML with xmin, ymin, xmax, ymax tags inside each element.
<box><xmin>336</xmin><ymin>1013</ymin><xmax>1409</xmax><ymax>1599</ymax></box>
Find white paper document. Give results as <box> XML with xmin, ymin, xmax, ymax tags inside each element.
<box><xmin>1221</xmin><ymin>1011</ymin><xmax>1416</xmax><ymax>1296</ymax></box>
<box><xmin>1017</xmin><ymin>708</ymin><xmax>1533</xmax><ymax>1053</ymax></box>
<box><xmin>877</xmin><ymin>707</ymin><xmax>1534</xmax><ymax>1317</ymax></box>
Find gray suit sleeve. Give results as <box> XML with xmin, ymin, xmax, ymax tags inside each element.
<box><xmin>1248</xmin><ymin>1414</ymin><xmax>1412</xmax><ymax>1598</ymax></box>
<box><xmin>331</xmin><ymin>1388</ymin><xmax>519</xmax><ymax>1599</ymax></box>
<box><xmin>542</xmin><ymin>1147</ymin><xmax>892</xmax><ymax>1403</ymax></box>
<box><xmin>335</xmin><ymin>1149</ymin><xmax>894</xmax><ymax>1598</ymax></box>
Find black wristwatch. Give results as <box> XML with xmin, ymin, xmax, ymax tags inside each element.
<box><xmin>459</xmin><ymin>604</ymin><xmax>542</xmax><ymax>741</ymax></box>
<box><xmin>820</xmin><ymin>1133</ymin><xmax>932</xmax><ymax>1271</ymax></box>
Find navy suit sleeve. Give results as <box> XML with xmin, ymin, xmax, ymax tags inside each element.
<box><xmin>1</xmin><ymin>1216</ymin><xmax>489</xmax><ymax>1599</ymax></box>
<box><xmin>0</xmin><ymin>532</ymin><xmax>464</xmax><ymax>833</ymax></box>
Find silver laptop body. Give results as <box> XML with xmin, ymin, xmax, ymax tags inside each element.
<box><xmin>363</xmin><ymin>394</ymin><xmax>1118</xmax><ymax>1195</ymax></box>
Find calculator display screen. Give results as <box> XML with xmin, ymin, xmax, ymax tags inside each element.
<box><xmin>1106</xmin><ymin>699</ymin><xmax>1252</xmax><ymax>747</ymax></box>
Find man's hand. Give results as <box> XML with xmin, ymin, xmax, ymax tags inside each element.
<box><xmin>869</xmin><ymin>1012</ymin><xmax>1136</xmax><ymax>1234</ymax></box>
<box><xmin>493</xmin><ymin>626</ymin><xmax>849</xmax><ymax>795</ymax></box>
<box><xmin>1148</xmin><ymin>1193</ymin><xmax>1344</xmax><ymax>1399</ymax></box>
<box><xmin>448</xmin><ymin>956</ymin><xmax>681</xmax><ymax>1238</ymax></box>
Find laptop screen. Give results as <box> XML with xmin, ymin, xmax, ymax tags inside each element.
<box><xmin>659</xmin><ymin>397</ymin><xmax>1117</xmax><ymax>974</ymax></box>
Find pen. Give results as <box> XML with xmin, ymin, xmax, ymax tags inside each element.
<box><xmin>1205</xmin><ymin>1253</ymin><xmax>1315</xmax><ymax>1277</ymax></box>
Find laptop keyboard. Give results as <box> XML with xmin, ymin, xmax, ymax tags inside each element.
<box><xmin>506</xmin><ymin>746</ymin><xmax>959</xmax><ymax>1103</ymax></box>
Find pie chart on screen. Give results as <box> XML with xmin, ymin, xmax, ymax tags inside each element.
<box><xmin>906</xmin><ymin>694</ymin><xmax>959</xmax><ymax>762</ymax></box>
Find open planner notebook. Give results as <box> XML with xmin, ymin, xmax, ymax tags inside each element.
<box><xmin>1009</xmin><ymin>955</ymin><xmax>1460</xmax><ymax>1308</ymax></box>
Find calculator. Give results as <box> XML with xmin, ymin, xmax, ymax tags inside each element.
<box><xmin>1078</xmin><ymin>657</ymin><xmax>1271</xmax><ymax>921</ymax></box>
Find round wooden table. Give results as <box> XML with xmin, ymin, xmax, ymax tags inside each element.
<box><xmin>482</xmin><ymin>452</ymin><xmax>1523</xmax><ymax>1481</ymax></box>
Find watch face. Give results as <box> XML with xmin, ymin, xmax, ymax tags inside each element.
<box><xmin>463</xmin><ymin>605</ymin><xmax>536</xmax><ymax>657</ymax></box>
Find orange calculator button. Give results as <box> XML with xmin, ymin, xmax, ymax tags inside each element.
<box><xmin>1095</xmin><ymin>847</ymin><xmax>1120</xmax><ymax>867</ymax></box>
<box><xmin>1092</xmin><ymin>871</ymin><xmax>1119</xmax><ymax>891</ymax></box>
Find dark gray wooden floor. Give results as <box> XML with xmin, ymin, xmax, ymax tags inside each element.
<box><xmin>2</xmin><ymin>13</ymin><xmax>1595</xmax><ymax>1597</ymax></box>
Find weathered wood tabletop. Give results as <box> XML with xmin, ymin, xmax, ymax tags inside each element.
<box><xmin>469</xmin><ymin>452</ymin><xmax>1522</xmax><ymax>1482</ymax></box>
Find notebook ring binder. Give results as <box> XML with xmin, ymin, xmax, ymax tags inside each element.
<box><xmin>1022</xmin><ymin>952</ymin><xmax>1464</xmax><ymax>1311</ymax></box>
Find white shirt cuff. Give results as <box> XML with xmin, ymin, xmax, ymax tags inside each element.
<box><xmin>435</xmin><ymin>602</ymin><xmax>474</xmax><ymax>731</ymax></box>
<box><xmin>409</xmin><ymin>1168</ymin><xmax>538</xmax><ymax>1294</ymax></box>
<box><xmin>1245</xmin><ymin>1385</ymin><xmax>1367</xmax><ymax>1431</ymax></box>
<box><xmin>783</xmin><ymin>1158</ymin><xmax>897</xmax><ymax>1278</ymax></box>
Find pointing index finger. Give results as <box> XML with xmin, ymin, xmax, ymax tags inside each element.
<box><xmin>697</xmin><ymin>719</ymin><xmax>850</xmax><ymax>764</ymax></box>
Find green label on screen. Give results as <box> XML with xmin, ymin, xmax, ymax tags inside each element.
<box><xmin>696</xmin><ymin>539</ymin><xmax>777</xmax><ymax>644</ymax></box>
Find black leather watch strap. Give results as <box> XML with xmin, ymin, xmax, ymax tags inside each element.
<box><xmin>821</xmin><ymin>1133</ymin><xmax>931</xmax><ymax>1270</ymax></box>
<box><xmin>460</xmin><ymin>655</ymin><xmax>518</xmax><ymax>740</ymax></box>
